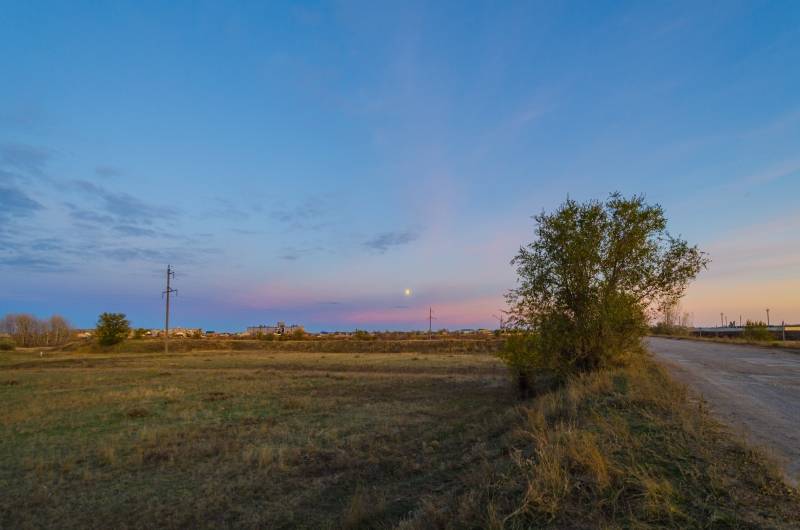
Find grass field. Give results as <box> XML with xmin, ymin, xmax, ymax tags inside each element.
<box><xmin>2</xmin><ymin>345</ymin><xmax>799</xmax><ymax>529</ymax></box>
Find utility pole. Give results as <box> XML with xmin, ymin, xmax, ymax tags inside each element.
<box><xmin>163</xmin><ymin>265</ymin><xmax>177</xmax><ymax>354</ymax></box>
<box><xmin>720</xmin><ymin>312</ymin><xmax>724</xmax><ymax>327</ymax></box>
<box><xmin>428</xmin><ymin>307</ymin><xmax>433</xmax><ymax>340</ymax></box>
<box><xmin>492</xmin><ymin>311</ymin><xmax>505</xmax><ymax>332</ymax></box>
<box><xmin>766</xmin><ymin>308</ymin><xmax>770</xmax><ymax>327</ymax></box>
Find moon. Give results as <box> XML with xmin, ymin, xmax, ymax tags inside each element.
<box><xmin>404</xmin><ymin>288</ymin><xmax>412</xmax><ymax>296</ymax></box>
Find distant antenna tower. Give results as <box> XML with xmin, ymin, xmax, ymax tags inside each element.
<box><xmin>162</xmin><ymin>264</ymin><xmax>178</xmax><ymax>353</ymax></box>
<box><xmin>428</xmin><ymin>307</ymin><xmax>436</xmax><ymax>340</ymax></box>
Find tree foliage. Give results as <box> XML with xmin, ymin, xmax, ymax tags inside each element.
<box><xmin>95</xmin><ymin>313</ymin><xmax>131</xmax><ymax>347</ymax></box>
<box><xmin>0</xmin><ymin>313</ymin><xmax>72</xmax><ymax>347</ymax></box>
<box><xmin>503</xmin><ymin>194</ymin><xmax>708</xmax><ymax>385</ymax></box>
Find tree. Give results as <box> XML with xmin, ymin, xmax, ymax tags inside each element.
<box><xmin>47</xmin><ymin>315</ymin><xmax>72</xmax><ymax>346</ymax></box>
<box><xmin>95</xmin><ymin>313</ymin><xmax>131</xmax><ymax>347</ymax></box>
<box><xmin>504</xmin><ymin>194</ymin><xmax>708</xmax><ymax>388</ymax></box>
<box><xmin>0</xmin><ymin>313</ymin><xmax>72</xmax><ymax>347</ymax></box>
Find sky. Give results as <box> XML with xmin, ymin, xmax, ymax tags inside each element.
<box><xmin>1</xmin><ymin>1</ymin><xmax>799</xmax><ymax>331</ymax></box>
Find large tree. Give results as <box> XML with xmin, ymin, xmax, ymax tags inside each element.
<box><xmin>505</xmin><ymin>193</ymin><xmax>708</xmax><ymax>379</ymax></box>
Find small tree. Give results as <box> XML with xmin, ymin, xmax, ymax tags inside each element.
<box><xmin>504</xmin><ymin>193</ymin><xmax>708</xmax><ymax>391</ymax></box>
<box><xmin>95</xmin><ymin>313</ymin><xmax>131</xmax><ymax>347</ymax></box>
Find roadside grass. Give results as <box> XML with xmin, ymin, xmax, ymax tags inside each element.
<box><xmin>401</xmin><ymin>354</ymin><xmax>800</xmax><ymax>529</ymax></box>
<box><xmin>1</xmin><ymin>346</ymin><xmax>798</xmax><ymax>528</ymax></box>
<box><xmin>651</xmin><ymin>334</ymin><xmax>800</xmax><ymax>351</ymax></box>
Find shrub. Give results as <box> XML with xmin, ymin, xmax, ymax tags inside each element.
<box><xmin>742</xmin><ymin>320</ymin><xmax>772</xmax><ymax>341</ymax></box>
<box><xmin>353</xmin><ymin>329</ymin><xmax>375</xmax><ymax>340</ymax></box>
<box><xmin>95</xmin><ymin>313</ymin><xmax>131</xmax><ymax>347</ymax></box>
<box><xmin>0</xmin><ymin>337</ymin><xmax>15</xmax><ymax>351</ymax></box>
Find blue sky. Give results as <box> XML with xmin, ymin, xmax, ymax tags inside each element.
<box><xmin>1</xmin><ymin>1</ymin><xmax>799</xmax><ymax>330</ymax></box>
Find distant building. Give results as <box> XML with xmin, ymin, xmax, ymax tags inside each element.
<box><xmin>246</xmin><ymin>322</ymin><xmax>304</xmax><ymax>336</ymax></box>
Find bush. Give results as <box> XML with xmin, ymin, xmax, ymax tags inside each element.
<box><xmin>0</xmin><ymin>337</ymin><xmax>15</xmax><ymax>351</ymax></box>
<box><xmin>498</xmin><ymin>333</ymin><xmax>552</xmax><ymax>397</ymax></box>
<box><xmin>353</xmin><ymin>329</ymin><xmax>375</xmax><ymax>340</ymax></box>
<box><xmin>742</xmin><ymin>320</ymin><xmax>772</xmax><ymax>341</ymax></box>
<box><xmin>95</xmin><ymin>313</ymin><xmax>131</xmax><ymax>347</ymax></box>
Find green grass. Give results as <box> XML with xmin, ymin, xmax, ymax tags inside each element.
<box><xmin>1</xmin><ymin>345</ymin><xmax>798</xmax><ymax>529</ymax></box>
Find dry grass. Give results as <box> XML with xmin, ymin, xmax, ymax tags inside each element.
<box><xmin>652</xmin><ymin>334</ymin><xmax>800</xmax><ymax>351</ymax></box>
<box><xmin>400</xmin><ymin>356</ymin><xmax>800</xmax><ymax>529</ymax></box>
<box><xmin>1</xmin><ymin>345</ymin><xmax>798</xmax><ymax>529</ymax></box>
<box><xmin>60</xmin><ymin>337</ymin><xmax>505</xmax><ymax>354</ymax></box>
<box><xmin>0</xmin><ymin>348</ymin><xmax>512</xmax><ymax>529</ymax></box>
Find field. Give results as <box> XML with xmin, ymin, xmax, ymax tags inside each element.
<box><xmin>2</xmin><ymin>343</ymin><xmax>799</xmax><ymax>529</ymax></box>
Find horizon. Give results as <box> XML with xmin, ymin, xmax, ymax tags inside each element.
<box><xmin>2</xmin><ymin>2</ymin><xmax>799</xmax><ymax>331</ymax></box>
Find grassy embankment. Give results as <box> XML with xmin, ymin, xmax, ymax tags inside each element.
<box><xmin>1</xmin><ymin>343</ymin><xmax>797</xmax><ymax>528</ymax></box>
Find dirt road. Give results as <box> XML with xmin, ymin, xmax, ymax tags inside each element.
<box><xmin>647</xmin><ymin>337</ymin><xmax>800</xmax><ymax>484</ymax></box>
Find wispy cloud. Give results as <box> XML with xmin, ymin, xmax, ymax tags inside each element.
<box><xmin>278</xmin><ymin>244</ymin><xmax>323</xmax><ymax>261</ymax></box>
<box><xmin>95</xmin><ymin>165</ymin><xmax>123</xmax><ymax>178</ymax></box>
<box><xmin>363</xmin><ymin>230</ymin><xmax>419</xmax><ymax>253</ymax></box>
<box><xmin>271</xmin><ymin>196</ymin><xmax>331</xmax><ymax>231</ymax></box>
<box><xmin>0</xmin><ymin>254</ymin><xmax>69</xmax><ymax>272</ymax></box>
<box><xmin>204</xmin><ymin>198</ymin><xmax>250</xmax><ymax>220</ymax></box>
<box><xmin>0</xmin><ymin>186</ymin><xmax>43</xmax><ymax>223</ymax></box>
<box><xmin>112</xmin><ymin>225</ymin><xmax>160</xmax><ymax>237</ymax></box>
<box><xmin>739</xmin><ymin>158</ymin><xmax>800</xmax><ymax>186</ymax></box>
<box><xmin>71</xmin><ymin>180</ymin><xmax>177</xmax><ymax>226</ymax></box>
<box><xmin>0</xmin><ymin>143</ymin><xmax>50</xmax><ymax>178</ymax></box>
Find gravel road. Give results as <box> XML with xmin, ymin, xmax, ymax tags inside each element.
<box><xmin>647</xmin><ymin>337</ymin><xmax>800</xmax><ymax>484</ymax></box>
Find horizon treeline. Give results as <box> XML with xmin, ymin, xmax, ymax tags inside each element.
<box><xmin>0</xmin><ymin>313</ymin><xmax>72</xmax><ymax>347</ymax></box>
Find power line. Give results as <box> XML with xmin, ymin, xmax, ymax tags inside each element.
<box><xmin>162</xmin><ymin>265</ymin><xmax>177</xmax><ymax>354</ymax></box>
